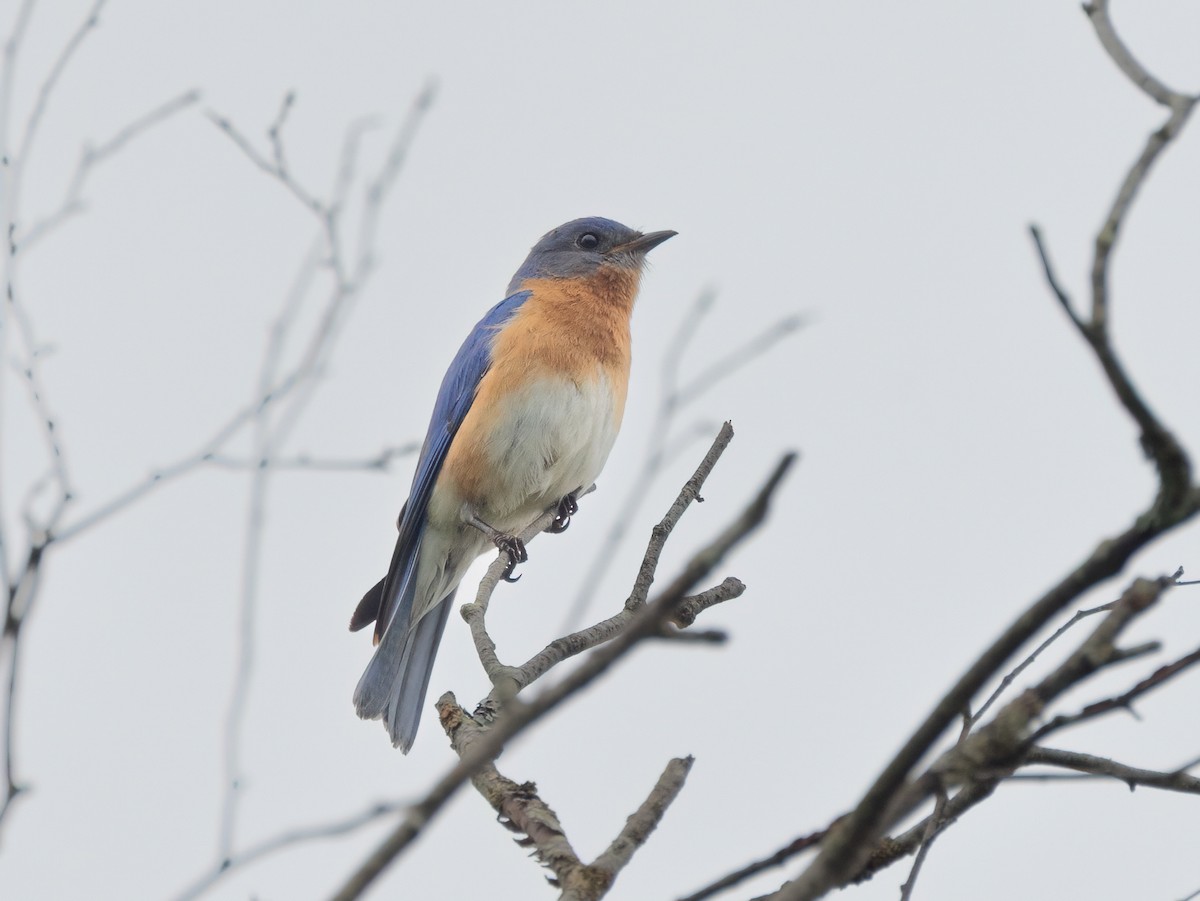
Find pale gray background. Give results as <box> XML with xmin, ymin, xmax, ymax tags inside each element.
<box><xmin>2</xmin><ymin>2</ymin><xmax>1198</xmax><ymax>899</ymax></box>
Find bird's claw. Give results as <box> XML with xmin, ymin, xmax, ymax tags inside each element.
<box><xmin>497</xmin><ymin>535</ymin><xmax>527</xmax><ymax>582</ymax></box>
<box><xmin>546</xmin><ymin>492</ymin><xmax>579</xmax><ymax>534</ymax></box>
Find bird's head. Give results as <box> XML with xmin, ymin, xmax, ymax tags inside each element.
<box><xmin>507</xmin><ymin>217</ymin><xmax>676</xmax><ymax>294</ymax></box>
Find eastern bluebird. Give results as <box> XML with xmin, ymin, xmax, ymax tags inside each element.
<box><xmin>351</xmin><ymin>217</ymin><xmax>675</xmax><ymax>751</ymax></box>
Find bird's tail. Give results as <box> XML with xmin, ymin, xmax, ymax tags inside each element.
<box><xmin>353</xmin><ymin>591</ymin><xmax>455</xmax><ymax>753</ymax></box>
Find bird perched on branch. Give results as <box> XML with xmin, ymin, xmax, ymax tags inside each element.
<box><xmin>351</xmin><ymin>217</ymin><xmax>676</xmax><ymax>751</ymax></box>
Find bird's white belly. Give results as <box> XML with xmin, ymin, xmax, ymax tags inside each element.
<box><xmin>413</xmin><ymin>368</ymin><xmax>622</xmax><ymax>621</ymax></box>
<box><xmin>480</xmin><ymin>370</ymin><xmax>619</xmax><ymax>530</ymax></box>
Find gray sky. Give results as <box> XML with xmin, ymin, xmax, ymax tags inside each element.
<box><xmin>2</xmin><ymin>2</ymin><xmax>1199</xmax><ymax>899</ymax></box>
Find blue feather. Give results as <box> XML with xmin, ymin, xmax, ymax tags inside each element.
<box><xmin>353</xmin><ymin>290</ymin><xmax>531</xmax><ymax>750</ymax></box>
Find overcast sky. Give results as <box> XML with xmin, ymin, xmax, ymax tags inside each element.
<box><xmin>2</xmin><ymin>2</ymin><xmax>1199</xmax><ymax>900</ymax></box>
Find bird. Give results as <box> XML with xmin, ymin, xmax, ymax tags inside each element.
<box><xmin>350</xmin><ymin>216</ymin><xmax>676</xmax><ymax>751</ymax></box>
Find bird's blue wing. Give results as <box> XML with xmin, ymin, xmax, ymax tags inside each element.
<box><xmin>350</xmin><ymin>290</ymin><xmax>532</xmax><ymax>641</ymax></box>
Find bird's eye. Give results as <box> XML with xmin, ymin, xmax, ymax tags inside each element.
<box><xmin>577</xmin><ymin>233</ymin><xmax>600</xmax><ymax>250</ymax></box>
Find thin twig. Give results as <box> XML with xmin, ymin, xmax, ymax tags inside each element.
<box><xmin>19</xmin><ymin>90</ymin><xmax>200</xmax><ymax>250</ymax></box>
<box><xmin>1021</xmin><ymin>747</ymin><xmax>1200</xmax><ymax>795</ymax></box>
<box><xmin>6</xmin><ymin>267</ymin><xmax>73</xmax><ymax>521</ymax></box>
<box><xmin>1028</xmin><ymin>225</ymin><xmax>1083</xmax><ymax>329</ymax></box>
<box><xmin>461</xmin><ymin>488</ymin><xmax>598</xmax><ymax>693</ymax></box>
<box><xmin>898</xmin><ymin>787</ymin><xmax>948</xmax><ymax>901</ymax></box>
<box><xmin>0</xmin><ymin>0</ymin><xmax>41</xmax><ymax>597</ymax></box>
<box><xmin>0</xmin><ymin>565</ymin><xmax>35</xmax><ymax>832</ymax></box>
<box><xmin>1083</xmin><ymin>1</ymin><xmax>1197</xmax><ymax>338</ymax></box>
<box><xmin>968</xmin><ymin>600</ymin><xmax>1113</xmax><ymax>729</ymax></box>
<box><xmin>0</xmin><ymin>3</ymin><xmax>122</xmax><ymax>542</ymax></box>
<box><xmin>203</xmin><ymin>445</ymin><xmax>417</xmax><ymax>472</ymax></box>
<box><xmin>846</xmin><ymin>781</ymin><xmax>996</xmax><ymax>889</ymax></box>
<box><xmin>1031</xmin><ymin>644</ymin><xmax>1200</xmax><ymax>743</ymax></box>
<box><xmin>256</xmin><ymin>82</ymin><xmax>438</xmax><ymax>454</ymax></box>
<box><xmin>351</xmin><ymin>77</ymin><xmax>437</xmax><ymax>285</ymax></box>
<box><xmin>217</xmin><ymin>434</ymin><xmax>270</xmax><ymax>860</ymax></box>
<box><xmin>171</xmin><ymin>798</ymin><xmax>408</xmax><ymax>901</ymax></box>
<box><xmin>0</xmin><ymin>0</ymin><xmax>109</xmax><ymax>839</ymax></box>
<box><xmin>675</xmin><ymin>314</ymin><xmax>806</xmax><ymax>407</ymax></box>
<box><xmin>206</xmin><ymin>108</ymin><xmax>323</xmax><ymax>217</ymax></box>
<box><xmin>1172</xmin><ymin>754</ymin><xmax>1200</xmax><ymax>774</ymax></box>
<box><xmin>562</xmin><ymin>293</ymin><xmax>802</xmax><ymax>631</ymax></box>
<box><xmin>467</xmin><ymin>518</ymin><xmax>743</xmax><ymax>704</ymax></box>
<box><xmin>9</xmin><ymin>0</ymin><xmax>107</xmax><ymax>220</ymax></box>
<box><xmin>212</xmin><ymin>85</ymin><xmax>435</xmax><ymax>867</ymax></box>
<box><xmin>678</xmin><ymin>828</ymin><xmax>829</xmax><ymax>901</ymax></box>
<box><xmin>1083</xmin><ymin>0</ymin><xmax>1191</xmax><ymax>109</ymax></box>
<box><xmin>52</xmin><ymin>371</ymin><xmax>304</xmax><ymax>542</ymax></box>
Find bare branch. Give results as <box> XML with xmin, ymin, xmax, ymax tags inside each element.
<box><xmin>678</xmin><ymin>828</ymin><xmax>829</xmax><ymax>901</ymax></box>
<box><xmin>773</xmin><ymin>576</ymin><xmax>1174</xmax><ymax>900</ymax></box>
<box><xmin>0</xmin><ymin>7</ymin><xmax>432</xmax><ymax>865</ymax></box>
<box><xmin>5</xmin><ymin>298</ymin><xmax>73</xmax><ymax>521</ymax></box>
<box><xmin>331</xmin><ymin>426</ymin><xmax>796</xmax><ymax>900</ymax></box>
<box><xmin>170</xmin><ymin>798</ymin><xmax>409</xmax><ymax>901</ymax></box>
<box><xmin>203</xmin><ymin>444</ymin><xmax>417</xmax><ymax>473</ymax></box>
<box><xmin>844</xmin><ymin>780</ymin><xmax>996</xmax><ymax>890</ymax></box>
<box><xmin>968</xmin><ymin>598</ymin><xmax>1113</xmax><ymax>729</ymax></box>
<box><xmin>9</xmin><ymin>0</ymin><xmax>107</xmax><ymax>219</ymax></box>
<box><xmin>0</xmin><ymin>567</ymin><xmax>33</xmax><ymax>830</ymax></box>
<box><xmin>627</xmin><ymin>423</ymin><xmax>737</xmax><ymax>608</ymax></box>
<box><xmin>205</xmin><ymin>108</ymin><xmax>323</xmax><ymax>218</ymax></box>
<box><xmin>1173</xmin><ymin>754</ymin><xmax>1200</xmax><ymax>774</ymax></box>
<box><xmin>217</xmin><ymin>439</ymin><xmax>270</xmax><ymax>860</ymax></box>
<box><xmin>19</xmin><ymin>90</ymin><xmax>201</xmax><ymax>250</ymax></box>
<box><xmin>1082</xmin><ymin>1</ymin><xmax>1193</xmax><ymax>109</ymax></box>
<box><xmin>1</xmin><ymin>1</ymin><xmax>37</xmax><ymax>104</ymax></box>
<box><xmin>51</xmin><ymin>371</ymin><xmax>305</xmax><ymax>543</ymax></box>
<box><xmin>586</xmin><ymin>756</ymin><xmax>695</xmax><ymax>884</ymax></box>
<box><xmin>773</xmin><ymin>8</ymin><xmax>1200</xmax><ymax>894</ymax></box>
<box><xmin>460</xmin><ymin>485</ymin><xmax>598</xmax><ymax>692</ymax></box>
<box><xmin>1028</xmin><ymin>224</ymin><xmax>1083</xmax><ymax>330</ymax></box>
<box><xmin>212</xmin><ymin>85</ymin><xmax>435</xmax><ymax>864</ymax></box>
<box><xmin>0</xmin><ymin>5</ymin><xmax>142</xmax><ymax>544</ymax></box>
<box><xmin>1021</xmin><ymin>747</ymin><xmax>1200</xmax><ymax>795</ymax></box>
<box><xmin>1031</xmin><ymin>644</ymin><xmax>1200</xmax><ymax>743</ymax></box>
<box><xmin>468</xmin><ymin>526</ymin><xmax>743</xmax><ymax>704</ymax></box>
<box><xmin>0</xmin><ymin>0</ymin><xmax>111</xmax><ymax>837</ymax></box>
<box><xmin>1032</xmin><ymin>214</ymin><xmax>1193</xmax><ymax>508</ymax></box>
<box><xmin>0</xmin><ymin>0</ymin><xmax>39</xmax><ymax>601</ymax></box>
<box><xmin>351</xmin><ymin>78</ymin><xmax>437</xmax><ymax>285</ymax></box>
<box><xmin>256</xmin><ymin>82</ymin><xmax>438</xmax><ymax>454</ymax></box>
<box><xmin>562</xmin><ymin>292</ymin><xmax>802</xmax><ymax>631</ymax></box>
<box><xmin>267</xmin><ymin>91</ymin><xmax>296</xmax><ymax>182</ymax></box>
<box><xmin>897</xmin><ymin>787</ymin><xmax>948</xmax><ymax>901</ymax></box>
<box><xmin>675</xmin><ymin>314</ymin><xmax>806</xmax><ymax>408</ymax></box>
<box><xmin>930</xmin><ymin>578</ymin><xmax>1167</xmax><ymax>808</ymax></box>
<box><xmin>1083</xmin><ymin>1</ymin><xmax>1197</xmax><ymax>337</ymax></box>
<box><xmin>826</xmin><ymin>577</ymin><xmax>1193</xmax><ymax>895</ymax></box>
<box><xmin>671</xmin><ymin>577</ymin><xmax>745</xmax><ymax>628</ymax></box>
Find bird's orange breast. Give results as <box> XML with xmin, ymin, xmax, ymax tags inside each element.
<box><xmin>436</xmin><ymin>267</ymin><xmax>639</xmax><ymax>509</ymax></box>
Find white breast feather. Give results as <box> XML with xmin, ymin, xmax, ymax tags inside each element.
<box><xmin>481</xmin><ymin>369</ymin><xmax>619</xmax><ymax>530</ymax></box>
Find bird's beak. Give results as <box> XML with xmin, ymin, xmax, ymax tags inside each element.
<box><xmin>612</xmin><ymin>229</ymin><xmax>677</xmax><ymax>255</ymax></box>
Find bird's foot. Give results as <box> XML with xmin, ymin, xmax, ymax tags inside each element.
<box><xmin>496</xmin><ymin>534</ymin><xmax>528</xmax><ymax>582</ymax></box>
<box><xmin>464</xmin><ymin>511</ymin><xmax>528</xmax><ymax>582</ymax></box>
<box><xmin>546</xmin><ymin>492</ymin><xmax>579</xmax><ymax>534</ymax></box>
